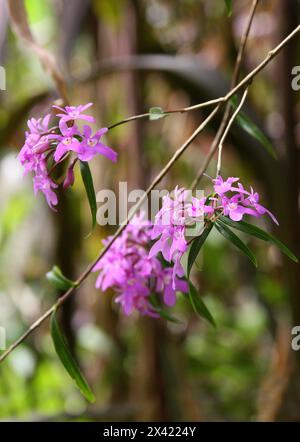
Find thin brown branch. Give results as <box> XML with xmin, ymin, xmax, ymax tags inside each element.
<box><xmin>7</xmin><ymin>0</ymin><xmax>68</xmax><ymax>104</ymax></box>
<box><xmin>216</xmin><ymin>87</ymin><xmax>249</xmax><ymax>175</ymax></box>
<box><xmin>191</xmin><ymin>0</ymin><xmax>260</xmax><ymax>189</ymax></box>
<box><xmin>107</xmin><ymin>97</ymin><xmax>224</xmax><ymax>130</ymax></box>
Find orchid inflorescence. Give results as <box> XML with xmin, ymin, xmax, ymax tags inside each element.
<box><xmin>148</xmin><ymin>176</ymin><xmax>278</xmax><ymax>293</ymax></box>
<box><xmin>94</xmin><ymin>177</ymin><xmax>280</xmax><ymax>317</ymax></box>
<box><xmin>18</xmin><ymin>103</ymin><xmax>117</xmax><ymax>210</ymax></box>
<box><xmin>93</xmin><ymin>213</ymin><xmax>188</xmax><ymax>317</ymax></box>
<box><xmin>19</xmin><ymin>103</ymin><xmax>295</xmax><ymax>320</ymax></box>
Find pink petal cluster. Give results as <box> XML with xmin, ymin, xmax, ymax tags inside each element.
<box><xmin>212</xmin><ymin>176</ymin><xmax>278</xmax><ymax>224</ymax></box>
<box><xmin>149</xmin><ymin>187</ymin><xmax>213</xmax><ymax>288</ymax></box>
<box><xmin>93</xmin><ymin>213</ymin><xmax>188</xmax><ymax>317</ymax></box>
<box><xmin>18</xmin><ymin>114</ymin><xmax>58</xmax><ymax>209</ymax></box>
<box><xmin>18</xmin><ymin>103</ymin><xmax>117</xmax><ymax>209</ymax></box>
<box><xmin>149</xmin><ymin>178</ymin><xmax>278</xmax><ymax>279</ymax></box>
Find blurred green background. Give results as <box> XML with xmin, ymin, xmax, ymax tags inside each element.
<box><xmin>0</xmin><ymin>0</ymin><xmax>300</xmax><ymax>422</ymax></box>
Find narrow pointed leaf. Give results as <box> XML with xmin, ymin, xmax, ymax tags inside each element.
<box><xmin>219</xmin><ymin>216</ymin><xmax>298</xmax><ymax>263</ymax></box>
<box><xmin>224</xmin><ymin>0</ymin><xmax>232</xmax><ymax>17</ymax></box>
<box><xmin>237</xmin><ymin>113</ymin><xmax>276</xmax><ymax>158</ymax></box>
<box><xmin>188</xmin><ymin>282</ymin><xmax>216</xmax><ymax>327</ymax></box>
<box><xmin>215</xmin><ymin>221</ymin><xmax>257</xmax><ymax>267</ymax></box>
<box><xmin>230</xmin><ymin>98</ymin><xmax>276</xmax><ymax>159</ymax></box>
<box><xmin>50</xmin><ymin>311</ymin><xmax>95</xmax><ymax>403</ymax></box>
<box><xmin>46</xmin><ymin>265</ymin><xmax>76</xmax><ymax>291</ymax></box>
<box><xmin>79</xmin><ymin>160</ymin><xmax>97</xmax><ymax>230</ymax></box>
<box><xmin>149</xmin><ymin>107</ymin><xmax>166</xmax><ymax>121</ymax></box>
<box><xmin>187</xmin><ymin>223</ymin><xmax>213</xmax><ymax>277</ymax></box>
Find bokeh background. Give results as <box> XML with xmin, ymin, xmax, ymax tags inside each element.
<box><xmin>0</xmin><ymin>0</ymin><xmax>300</xmax><ymax>422</ymax></box>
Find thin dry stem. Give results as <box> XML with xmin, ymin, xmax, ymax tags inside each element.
<box><xmin>191</xmin><ymin>0</ymin><xmax>260</xmax><ymax>190</ymax></box>
<box><xmin>216</xmin><ymin>87</ymin><xmax>249</xmax><ymax>176</ymax></box>
<box><xmin>107</xmin><ymin>97</ymin><xmax>225</xmax><ymax>130</ymax></box>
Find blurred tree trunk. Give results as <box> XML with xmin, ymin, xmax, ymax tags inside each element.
<box><xmin>120</xmin><ymin>0</ymin><xmax>170</xmax><ymax>420</ymax></box>
<box><xmin>92</xmin><ymin>0</ymin><xmax>167</xmax><ymax>417</ymax></box>
<box><xmin>93</xmin><ymin>0</ymin><xmax>180</xmax><ymax>420</ymax></box>
<box><xmin>53</xmin><ymin>0</ymin><xmax>87</xmax><ymax>355</ymax></box>
<box><xmin>128</xmin><ymin>0</ymin><xmax>197</xmax><ymax>421</ymax></box>
<box><xmin>54</xmin><ymin>189</ymin><xmax>81</xmax><ymax>353</ymax></box>
<box><xmin>89</xmin><ymin>0</ymin><xmax>151</xmax><ymax>406</ymax></box>
<box><xmin>274</xmin><ymin>0</ymin><xmax>300</xmax><ymax>421</ymax></box>
<box><xmin>89</xmin><ymin>4</ymin><xmax>129</xmax><ymax>405</ymax></box>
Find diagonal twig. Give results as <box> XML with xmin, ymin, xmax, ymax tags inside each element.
<box><xmin>7</xmin><ymin>0</ymin><xmax>68</xmax><ymax>104</ymax></box>
<box><xmin>191</xmin><ymin>0</ymin><xmax>260</xmax><ymax>190</ymax></box>
<box><xmin>216</xmin><ymin>87</ymin><xmax>249</xmax><ymax>176</ymax></box>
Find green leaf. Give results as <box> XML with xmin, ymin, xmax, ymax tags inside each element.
<box><xmin>224</xmin><ymin>0</ymin><xmax>232</xmax><ymax>17</ymax></box>
<box><xmin>230</xmin><ymin>98</ymin><xmax>277</xmax><ymax>159</ymax></box>
<box><xmin>219</xmin><ymin>216</ymin><xmax>298</xmax><ymax>263</ymax></box>
<box><xmin>46</xmin><ymin>265</ymin><xmax>77</xmax><ymax>291</ymax></box>
<box><xmin>149</xmin><ymin>107</ymin><xmax>166</xmax><ymax>121</ymax></box>
<box><xmin>188</xmin><ymin>282</ymin><xmax>216</xmax><ymax>327</ymax></box>
<box><xmin>237</xmin><ymin>112</ymin><xmax>276</xmax><ymax>158</ymax></box>
<box><xmin>215</xmin><ymin>221</ymin><xmax>257</xmax><ymax>267</ymax></box>
<box><xmin>79</xmin><ymin>161</ymin><xmax>97</xmax><ymax>230</ymax></box>
<box><xmin>187</xmin><ymin>224</ymin><xmax>213</xmax><ymax>277</ymax></box>
<box><xmin>50</xmin><ymin>311</ymin><xmax>95</xmax><ymax>403</ymax></box>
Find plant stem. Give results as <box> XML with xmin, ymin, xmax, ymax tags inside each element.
<box><xmin>191</xmin><ymin>0</ymin><xmax>260</xmax><ymax>189</ymax></box>
<box><xmin>107</xmin><ymin>97</ymin><xmax>224</xmax><ymax>130</ymax></box>
<box><xmin>216</xmin><ymin>87</ymin><xmax>249</xmax><ymax>176</ymax></box>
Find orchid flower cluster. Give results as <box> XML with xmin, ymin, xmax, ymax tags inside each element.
<box><xmin>93</xmin><ymin>176</ymin><xmax>278</xmax><ymax>318</ymax></box>
<box><xmin>149</xmin><ymin>176</ymin><xmax>278</xmax><ymax>291</ymax></box>
<box><xmin>18</xmin><ymin>103</ymin><xmax>117</xmax><ymax>210</ymax></box>
<box><xmin>18</xmin><ymin>104</ymin><xmax>285</xmax><ymax>319</ymax></box>
<box><xmin>93</xmin><ymin>213</ymin><xmax>188</xmax><ymax>317</ymax></box>
<box><xmin>212</xmin><ymin>176</ymin><xmax>278</xmax><ymax>224</ymax></box>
